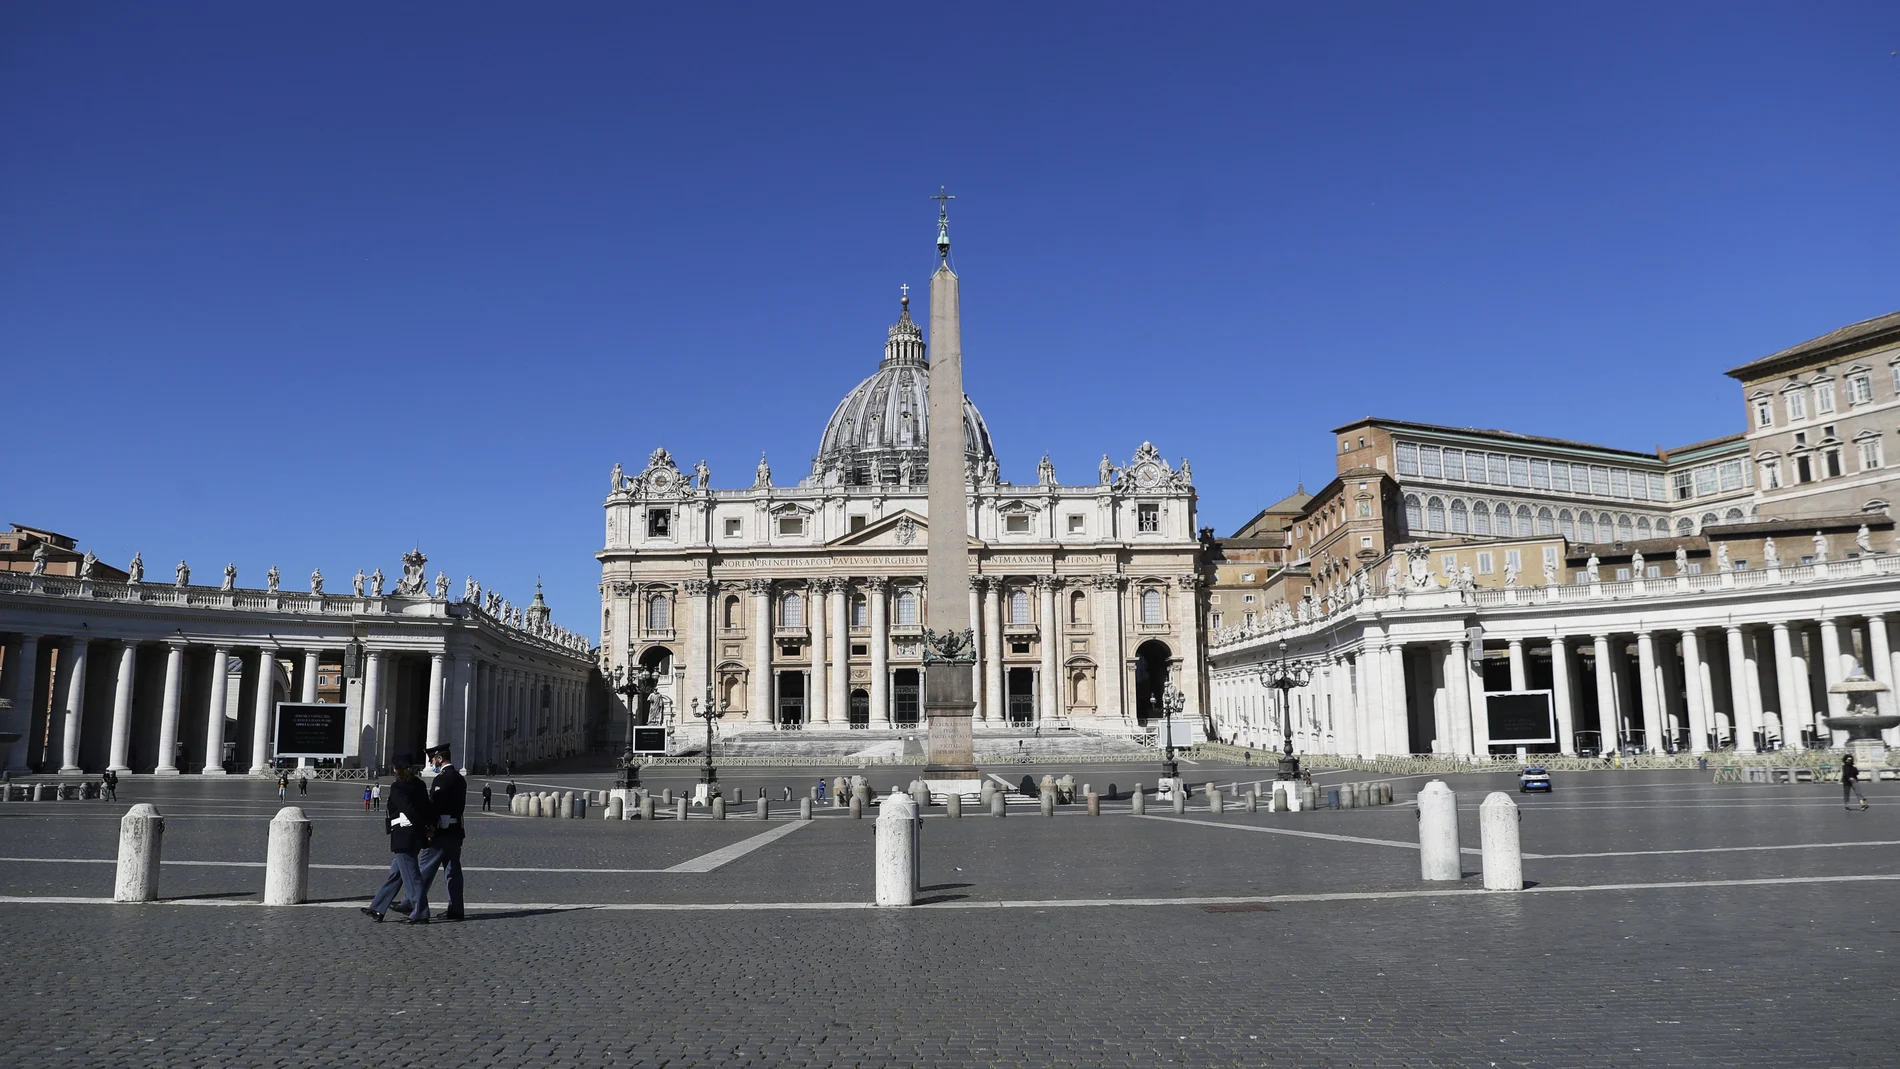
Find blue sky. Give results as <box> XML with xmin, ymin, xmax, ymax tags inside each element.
<box><xmin>5</xmin><ymin>3</ymin><xmax>1898</xmax><ymax>633</ymax></box>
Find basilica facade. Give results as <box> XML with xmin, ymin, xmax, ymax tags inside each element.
<box><xmin>597</xmin><ymin>291</ymin><xmax>1204</xmax><ymax>744</ymax></box>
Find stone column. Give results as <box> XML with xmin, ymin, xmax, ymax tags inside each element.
<box><xmin>1680</xmin><ymin>629</ymin><xmax>1709</xmax><ymax>754</ymax></box>
<box><xmin>1036</xmin><ymin>576</ymin><xmax>1060</xmax><ymax>723</ymax></box>
<box><xmin>1445</xmin><ymin>639</ymin><xmax>1474</xmax><ymax>755</ymax></box>
<box><xmin>830</xmin><ymin>579</ymin><xmax>849</xmax><ymax>725</ymax></box>
<box><xmin>1592</xmin><ymin>634</ymin><xmax>1617</xmax><ymax>753</ymax></box>
<box><xmin>300</xmin><ymin>650</ymin><xmax>320</xmax><ymax>703</ymax></box>
<box><xmin>1635</xmin><ymin>631</ymin><xmax>1662</xmax><ymax>753</ymax></box>
<box><xmin>1550</xmin><ymin>636</ymin><xmax>1576</xmax><ymax>755</ymax></box>
<box><xmin>201</xmin><ymin>646</ymin><xmax>232</xmax><ymax>775</ymax></box>
<box><xmin>1817</xmin><ymin>616</ymin><xmax>1847</xmax><ymax>725</ymax></box>
<box><xmin>1093</xmin><ymin>575</ymin><xmax>1122</xmax><ymax>721</ymax></box>
<box><xmin>57</xmin><ymin>637</ymin><xmax>91</xmax><ymax>773</ymax></box>
<box><xmin>1742</xmin><ymin>628</ymin><xmax>1768</xmax><ymax>750</ymax></box>
<box><xmin>1723</xmin><ymin>625</ymin><xmax>1755</xmax><ymax>753</ymax></box>
<box><xmin>425</xmin><ymin>652</ymin><xmax>446</xmax><ymax>748</ymax></box>
<box><xmin>1175</xmin><ymin>573</ymin><xmax>1202</xmax><ymax>725</ymax></box>
<box><xmin>1466</xmin><ymin>649</ymin><xmax>1489</xmax><ymax>756</ymax></box>
<box><xmin>867</xmin><ymin>578</ymin><xmax>890</xmax><ymax>727</ymax></box>
<box><xmin>967</xmin><ymin>577</ymin><xmax>986</xmax><ymax>722</ymax></box>
<box><xmin>5</xmin><ymin>634</ymin><xmax>40</xmax><ymax>773</ymax></box>
<box><xmin>1334</xmin><ymin>657</ymin><xmax>1359</xmax><ymax>756</ymax></box>
<box><xmin>248</xmin><ymin>649</ymin><xmax>277</xmax><ymax>774</ymax></box>
<box><xmin>154</xmin><ymin>641</ymin><xmax>186</xmax><ymax>775</ymax></box>
<box><xmin>1787</xmin><ymin>624</ymin><xmax>1816</xmax><ymax>746</ymax></box>
<box><xmin>1770</xmin><ymin>622</ymin><xmax>1801</xmax><ymax>748</ymax></box>
<box><xmin>1362</xmin><ymin>641</ymin><xmax>1387</xmax><ymax>756</ymax></box>
<box><xmin>1386</xmin><ymin>642</ymin><xmax>1409</xmax><ymax>755</ymax></box>
<box><xmin>979</xmin><ymin>578</ymin><xmax>1004</xmax><ymax>722</ymax></box>
<box><xmin>1507</xmin><ymin>638</ymin><xmax>1527</xmax><ymax>692</ymax></box>
<box><xmin>748</xmin><ymin>578</ymin><xmax>772</xmax><ymax>725</ymax></box>
<box><xmin>108</xmin><ymin>641</ymin><xmax>136</xmax><ymax>772</ymax></box>
<box><xmin>1869</xmin><ymin>614</ymin><xmax>1897</xmax><ymax>743</ymax></box>
<box><xmin>361</xmin><ymin>649</ymin><xmax>385</xmax><ymax>772</ymax></box>
<box><xmin>808</xmin><ymin>580</ymin><xmax>830</xmax><ymax>726</ymax></box>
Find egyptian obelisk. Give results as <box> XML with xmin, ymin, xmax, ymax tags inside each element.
<box><xmin>921</xmin><ymin>188</ymin><xmax>979</xmax><ymax>783</ymax></box>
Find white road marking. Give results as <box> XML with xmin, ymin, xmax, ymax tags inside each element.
<box><xmin>1137</xmin><ymin>814</ymin><xmax>1421</xmax><ymax>850</ymax></box>
<box><xmin>662</xmin><ymin>818</ymin><xmax>809</xmax><ymax>872</ymax></box>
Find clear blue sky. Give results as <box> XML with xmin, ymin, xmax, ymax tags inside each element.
<box><xmin>5</xmin><ymin>3</ymin><xmax>1898</xmax><ymax>634</ymax></box>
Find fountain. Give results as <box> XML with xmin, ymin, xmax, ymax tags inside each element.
<box><xmin>1823</xmin><ymin>659</ymin><xmax>1899</xmax><ymax>766</ymax></box>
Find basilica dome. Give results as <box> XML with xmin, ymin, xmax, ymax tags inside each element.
<box><xmin>814</xmin><ymin>295</ymin><xmax>995</xmax><ymax>486</ymax></box>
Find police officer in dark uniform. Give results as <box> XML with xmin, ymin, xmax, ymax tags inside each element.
<box><xmin>413</xmin><ymin>742</ymin><xmax>467</xmax><ymax>921</ymax></box>
<box><xmin>360</xmin><ymin>752</ymin><xmax>434</xmax><ymax>924</ymax></box>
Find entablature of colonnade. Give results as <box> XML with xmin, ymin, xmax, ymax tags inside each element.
<box><xmin>1209</xmin><ymin>551</ymin><xmax>1900</xmax><ymax>666</ymax></box>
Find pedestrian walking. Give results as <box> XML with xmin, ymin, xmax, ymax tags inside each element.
<box><xmin>816</xmin><ymin>778</ymin><xmax>827</xmax><ymax>803</ymax></box>
<box><xmin>101</xmin><ymin>770</ymin><xmax>119</xmax><ymax>802</ymax></box>
<box><xmin>363</xmin><ymin>785</ymin><xmax>373</xmax><ymax>811</ymax></box>
<box><xmin>361</xmin><ymin>753</ymin><xmax>434</xmax><ymax>924</ymax></box>
<box><xmin>298</xmin><ymin>774</ymin><xmax>308</xmax><ymax>796</ymax></box>
<box><xmin>481</xmin><ymin>783</ymin><xmax>493</xmax><ymax>812</ymax></box>
<box><xmin>371</xmin><ymin>783</ymin><xmax>383</xmax><ymax>810</ymax></box>
<box><xmin>1843</xmin><ymin>754</ymin><xmax>1869</xmax><ymax>810</ymax></box>
<box><xmin>505</xmin><ymin>780</ymin><xmax>517</xmax><ymax>806</ymax></box>
<box><xmin>407</xmin><ymin>743</ymin><xmax>467</xmax><ymax>922</ymax></box>
<box><xmin>277</xmin><ymin>773</ymin><xmax>288</xmax><ymax>800</ymax></box>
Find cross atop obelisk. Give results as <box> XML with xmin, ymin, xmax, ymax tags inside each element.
<box><xmin>921</xmin><ymin>187</ymin><xmax>978</xmax><ymax>783</ymax></box>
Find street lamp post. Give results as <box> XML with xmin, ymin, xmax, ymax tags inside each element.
<box><xmin>1256</xmin><ymin>639</ymin><xmax>1316</xmax><ymax>781</ymax></box>
<box><xmin>1155</xmin><ymin>680</ymin><xmax>1188</xmax><ymax>784</ymax></box>
<box><xmin>693</xmin><ymin>686</ymin><xmax>726</xmax><ymax>795</ymax></box>
<box><xmin>609</xmin><ymin>664</ymin><xmax>658</xmax><ymax>791</ymax></box>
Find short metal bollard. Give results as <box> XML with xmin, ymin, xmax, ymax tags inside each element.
<box><xmin>114</xmin><ymin>803</ymin><xmax>164</xmax><ymax>902</ymax></box>
<box><xmin>574</xmin><ymin>795</ymin><xmax>587</xmax><ymax>819</ymax></box>
<box><xmin>1417</xmin><ymin>780</ymin><xmax>1460</xmax><ymax>881</ymax></box>
<box><xmin>1086</xmin><ymin>792</ymin><xmax>1100</xmax><ymax>816</ymax></box>
<box><xmin>1480</xmin><ymin>792</ymin><xmax>1523</xmax><ymax>891</ymax></box>
<box><xmin>875</xmin><ymin>792</ymin><xmax>918</xmax><ymax>907</ymax></box>
<box><xmin>991</xmin><ymin>791</ymin><xmax>1006</xmax><ymax>818</ymax></box>
<box><xmin>263</xmin><ymin>806</ymin><xmax>312</xmax><ymax>905</ymax></box>
<box><xmin>1326</xmin><ymin>787</ymin><xmax>1340</xmax><ymax>809</ymax></box>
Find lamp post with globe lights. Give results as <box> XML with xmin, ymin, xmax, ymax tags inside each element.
<box><xmin>692</xmin><ymin>686</ymin><xmax>726</xmax><ymax>795</ymax></box>
<box><xmin>608</xmin><ymin>663</ymin><xmax>657</xmax><ymax>791</ymax></box>
<box><xmin>1154</xmin><ymin>679</ymin><xmax>1188</xmax><ymax>785</ymax></box>
<box><xmin>1256</xmin><ymin>639</ymin><xmax>1317</xmax><ymax>780</ymax></box>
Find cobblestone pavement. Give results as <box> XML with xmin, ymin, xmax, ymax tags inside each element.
<box><xmin>2</xmin><ymin>767</ymin><xmax>1897</xmax><ymax>1066</ymax></box>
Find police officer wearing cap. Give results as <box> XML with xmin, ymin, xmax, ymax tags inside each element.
<box><xmin>414</xmin><ymin>742</ymin><xmax>467</xmax><ymax>921</ymax></box>
<box><xmin>360</xmin><ymin>752</ymin><xmax>434</xmax><ymax>924</ymax></box>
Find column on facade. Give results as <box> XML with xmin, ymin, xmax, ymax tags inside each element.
<box><xmin>1094</xmin><ymin>575</ymin><xmax>1123</xmax><ymax>721</ymax></box>
<box><xmin>1785</xmin><ymin>624</ymin><xmax>1815</xmax><ymax>746</ymax></box>
<box><xmin>360</xmin><ymin>649</ymin><xmax>386</xmax><ymax>771</ymax></box>
<box><xmin>682</xmin><ymin>579</ymin><xmax>711</xmax><ymax>725</ymax></box>
<box><xmin>1175</xmin><ymin>574</ymin><xmax>1202</xmax><ymax>726</ymax></box>
<box><xmin>1445</xmin><ymin>639</ymin><xmax>1474</xmax><ymax>755</ymax></box>
<box><xmin>1468</xmin><ymin>644</ymin><xmax>1490</xmax><ymax>755</ymax></box>
<box><xmin>867</xmin><ymin>578</ymin><xmax>890</xmax><ymax>727</ymax></box>
<box><xmin>1507</xmin><ymin>638</ymin><xmax>1527</xmax><ymax>692</ymax></box>
<box><xmin>830</xmin><ymin>578</ymin><xmax>849</xmax><ymax>725</ymax></box>
<box><xmin>808</xmin><ymin>580</ymin><xmax>830</xmax><ymax>726</ymax></box>
<box><xmin>200</xmin><ymin>646</ymin><xmax>232</xmax><ymax>775</ymax></box>
<box><xmin>1591</xmin><ymin>634</ymin><xmax>1618</xmax><ymax>753</ymax></box>
<box><xmin>967</xmin><ymin>577</ymin><xmax>986</xmax><ymax>722</ymax></box>
<box><xmin>6</xmin><ymin>635</ymin><xmax>42</xmax><ymax>772</ymax></box>
<box><xmin>1770</xmin><ymin>621</ymin><xmax>1802</xmax><ymax>748</ymax></box>
<box><xmin>1723</xmin><ymin>625</ymin><xmax>1756</xmax><ymax>753</ymax></box>
<box><xmin>1869</xmin><ymin>614</ymin><xmax>1898</xmax><ymax>744</ymax></box>
<box><xmin>1037</xmin><ymin>576</ymin><xmax>1060</xmax><ymax>722</ymax></box>
<box><xmin>1550</xmin><ymin>636</ymin><xmax>1576</xmax><ymax>755</ymax></box>
<box><xmin>424</xmin><ymin>651</ymin><xmax>446</xmax><ymax>748</ymax></box>
<box><xmin>153</xmin><ymin>641</ymin><xmax>186</xmax><ymax>774</ymax></box>
<box><xmin>301</xmin><ymin>650</ymin><xmax>320</xmax><ymax>703</ymax></box>
<box><xmin>1385</xmin><ymin>641</ymin><xmax>1409</xmax><ymax>755</ymax></box>
<box><xmin>748</xmin><ymin>578</ymin><xmax>772</xmax><ymax>725</ymax></box>
<box><xmin>250</xmin><ymin>650</ymin><xmax>278</xmax><ymax>773</ymax></box>
<box><xmin>1333</xmin><ymin>657</ymin><xmax>1357</xmax><ymax>756</ymax></box>
<box><xmin>1655</xmin><ymin>635</ymin><xmax>1685</xmax><ymax>750</ymax></box>
<box><xmin>56</xmin><ymin>637</ymin><xmax>91</xmax><ymax>773</ymax></box>
<box><xmin>1360</xmin><ymin>641</ymin><xmax>1386</xmax><ymax>756</ymax></box>
<box><xmin>1745</xmin><ymin>627</ymin><xmax>1771</xmax><ymax>749</ymax></box>
<box><xmin>1635</xmin><ymin>631</ymin><xmax>1662</xmax><ymax>753</ymax></box>
<box><xmin>1817</xmin><ymin>617</ymin><xmax>1846</xmax><ymax>725</ymax></box>
<box><xmin>450</xmin><ymin>655</ymin><xmax>474</xmax><ymax>756</ymax></box>
<box><xmin>1679</xmin><ymin>629</ymin><xmax>1709</xmax><ymax>753</ymax></box>
<box><xmin>107</xmin><ymin>641</ymin><xmax>136</xmax><ymax>772</ymax></box>
<box><xmin>979</xmin><ymin>578</ymin><xmax>1004</xmax><ymax>722</ymax></box>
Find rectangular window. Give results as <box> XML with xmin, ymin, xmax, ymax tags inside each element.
<box><xmin>1395</xmin><ymin>442</ymin><xmax>1420</xmax><ymax>476</ymax></box>
<box><xmin>1243</xmin><ymin>612</ymin><xmax>1255</xmax><ymax>627</ymax></box>
<box><xmin>1443</xmin><ymin>448</ymin><xmax>1465</xmax><ymax>480</ymax></box>
<box><xmin>1419</xmin><ymin>446</ymin><xmax>1442</xmax><ymax>478</ymax></box>
<box><xmin>1646</xmin><ymin>565</ymin><xmax>1662</xmax><ymax>579</ymax></box>
<box><xmin>777</xmin><ymin>515</ymin><xmax>805</xmax><ymax>536</ymax></box>
<box><xmin>1467</xmin><ymin>453</ymin><xmax>1488</xmax><ymax>484</ymax></box>
<box><xmin>1815</xmin><ymin>381</ymin><xmax>1836</xmax><ymax>413</ymax></box>
<box><xmin>1848</xmin><ymin>374</ymin><xmax>1873</xmax><ymax>405</ymax></box>
<box><xmin>1754</xmin><ymin>399</ymin><xmax>1774</xmax><ymax>427</ymax></box>
<box><xmin>1616</xmin><ymin>567</ymin><xmax>1630</xmax><ymax>581</ymax></box>
<box><xmin>1360</xmin><ymin>534</ymin><xmax>1373</xmax><ymax>548</ymax></box>
<box><xmin>1136</xmin><ymin>503</ymin><xmax>1160</xmax><ymax>533</ymax></box>
<box><xmin>1610</xmin><ymin>469</ymin><xmax>1630</xmax><ymax>498</ymax></box>
<box><xmin>849</xmin><ymin>515</ymin><xmax>867</xmax><ymax>532</ymax></box>
<box><xmin>1488</xmin><ymin>454</ymin><xmax>1509</xmax><ymax>484</ymax></box>
<box><xmin>1647</xmin><ymin>473</ymin><xmax>1666</xmax><ymax>501</ymax></box>
<box><xmin>1687</xmin><ymin>562</ymin><xmax>1702</xmax><ymax>575</ymax></box>
<box><xmin>647</xmin><ymin>509</ymin><xmax>672</xmax><ymax>538</ymax></box>
<box><xmin>1825</xmin><ymin>449</ymin><xmax>1843</xmax><ymax>478</ymax></box>
<box><xmin>1066</xmin><ymin>515</ymin><xmax>1085</xmax><ymax>534</ymax></box>
<box><xmin>1694</xmin><ymin>465</ymin><xmax>1718</xmax><ymax>496</ymax></box>
<box><xmin>1589</xmin><ymin>466</ymin><xmax>1611</xmax><ymax>495</ymax></box>
<box><xmin>1004</xmin><ymin>514</ymin><xmax>1031</xmax><ymax>533</ymax></box>
<box><xmin>1242</xmin><ymin>593</ymin><xmax>1255</xmax><ymax>603</ymax></box>
<box><xmin>723</xmin><ymin>517</ymin><xmax>743</xmax><ymax>538</ymax></box>
<box><xmin>1860</xmin><ymin>439</ymin><xmax>1884</xmax><ymax>471</ymax></box>
<box><xmin>1529</xmin><ymin>459</ymin><xmax>1550</xmax><ymax>489</ymax></box>
<box><xmin>1786</xmin><ymin>391</ymin><xmax>1807</xmax><ymax>421</ymax></box>
<box><xmin>1550</xmin><ymin>461</ymin><xmax>1571</xmax><ymax>492</ymax></box>
<box><xmin>1508</xmin><ymin>456</ymin><xmax>1530</xmax><ymax>487</ymax></box>
<box><xmin>1892</xmin><ymin>365</ymin><xmax>1900</xmax><ymax>395</ymax></box>
<box><xmin>1241</xmin><ymin>572</ymin><xmax>1256</xmax><ymax>582</ymax></box>
<box><xmin>1505</xmin><ymin>549</ymin><xmax>1521</xmax><ymax>573</ymax></box>
<box><xmin>1673</xmin><ymin>471</ymin><xmax>1693</xmax><ymax>500</ymax></box>
<box><xmin>1543</xmin><ymin>546</ymin><xmax>1559</xmax><ymax>572</ymax></box>
<box><xmin>1761</xmin><ymin>459</ymin><xmax>1781</xmax><ymax>489</ymax></box>
<box><xmin>1717</xmin><ymin>459</ymin><xmax>1744</xmax><ymax>491</ymax></box>
<box><xmin>1210</xmin><ymin>612</ymin><xmax>1222</xmax><ymax>629</ymax></box>
<box><xmin>1441</xmin><ymin>554</ymin><xmax>1459</xmax><ymax>576</ymax></box>
<box><xmin>1476</xmin><ymin>551</ymin><xmax>1493</xmax><ymax>575</ymax></box>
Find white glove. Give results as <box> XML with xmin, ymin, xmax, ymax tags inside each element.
<box><xmin>389</xmin><ymin>813</ymin><xmax>413</xmax><ymax>828</ymax></box>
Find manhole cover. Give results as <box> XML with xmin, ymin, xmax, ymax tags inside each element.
<box><xmin>1199</xmin><ymin>903</ymin><xmax>1275</xmax><ymax>913</ymax></box>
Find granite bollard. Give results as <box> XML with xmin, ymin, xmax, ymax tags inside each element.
<box><xmin>638</xmin><ymin>797</ymin><xmax>655</xmax><ymax>821</ymax></box>
<box><xmin>263</xmin><ymin>805</ymin><xmax>312</xmax><ymax>905</ymax></box>
<box><xmin>757</xmin><ymin>797</ymin><xmax>769</xmax><ymax>820</ymax></box>
<box><xmin>711</xmin><ymin>797</ymin><xmax>725</xmax><ymax>820</ymax></box>
<box><xmin>946</xmin><ymin>793</ymin><xmax>962</xmax><ymax>818</ymax></box>
<box><xmin>850</xmin><ymin>797</ymin><xmax>863</xmax><ymax>819</ymax></box>
<box><xmin>608</xmin><ymin>796</ymin><xmax>624</xmax><ymax>820</ymax></box>
<box><xmin>1131</xmin><ymin>788</ymin><xmax>1145</xmax><ymax>815</ymax></box>
<box><xmin>1208</xmin><ymin>788</ymin><xmax>1223</xmax><ymax>815</ymax></box>
<box><xmin>1480</xmin><ymin>791</ymin><xmax>1523</xmax><ymax>891</ymax></box>
<box><xmin>1171</xmin><ymin>790</ymin><xmax>1185</xmax><ymax>815</ymax></box>
<box><xmin>114</xmin><ymin>803</ymin><xmax>164</xmax><ymax>902</ymax></box>
<box><xmin>1417</xmin><ymin>780</ymin><xmax>1461</xmax><ymax>881</ymax></box>
<box><xmin>1040</xmin><ymin>792</ymin><xmax>1055</xmax><ymax>817</ymax></box>
<box><xmin>990</xmin><ymin>791</ymin><xmax>1006</xmax><ymax>818</ymax></box>
<box><xmin>1086</xmin><ymin>792</ymin><xmax>1100</xmax><ymax>816</ymax></box>
<box><xmin>799</xmin><ymin>797</ymin><xmax>813</xmax><ymax>820</ymax></box>
<box><xmin>675</xmin><ymin>798</ymin><xmax>688</xmax><ymax>821</ymax></box>
<box><xmin>875</xmin><ymin>792</ymin><xmax>918</xmax><ymax>907</ymax></box>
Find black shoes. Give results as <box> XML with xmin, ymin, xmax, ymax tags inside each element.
<box><xmin>441</xmin><ymin>910</ymin><xmax>464</xmax><ymax>922</ymax></box>
<box><xmin>404</xmin><ymin>916</ymin><xmax>430</xmax><ymax>925</ymax></box>
<box><xmin>392</xmin><ymin>901</ymin><xmax>412</xmax><ymax>913</ymax></box>
<box><xmin>359</xmin><ymin>908</ymin><xmax>384</xmax><ymax>923</ymax></box>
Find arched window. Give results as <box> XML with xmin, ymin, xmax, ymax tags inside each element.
<box><xmin>1536</xmin><ymin>507</ymin><xmax>1555</xmax><ymax>535</ymax></box>
<box><xmin>646</xmin><ymin>594</ymin><xmax>671</xmax><ymax>630</ymax></box>
<box><xmin>1426</xmin><ymin>497</ymin><xmax>1446</xmax><ymax>531</ymax></box>
<box><xmin>1403</xmin><ymin>494</ymin><xmax>1422</xmax><ymax>532</ymax></box>
<box><xmin>722</xmin><ymin>596</ymin><xmax>740</xmax><ymax>629</ymax></box>
<box><xmin>1008</xmin><ymin>588</ymin><xmax>1030</xmax><ymax>624</ymax></box>
<box><xmin>1140</xmin><ymin>587</ymin><xmax>1164</xmax><ymax>624</ymax></box>
<box><xmin>895</xmin><ymin>588</ymin><xmax>919</xmax><ymax>626</ymax></box>
<box><xmin>1599</xmin><ymin>512</ymin><xmax>1614</xmax><ymax>536</ymax></box>
<box><xmin>1517</xmin><ymin>505</ymin><xmax>1534</xmax><ymax>533</ymax></box>
<box><xmin>1724</xmin><ymin>507</ymin><xmax>1745</xmax><ymax>522</ymax></box>
<box><xmin>1472</xmin><ymin>502</ymin><xmax>1492</xmax><ymax>535</ymax></box>
<box><xmin>1494</xmin><ymin>506</ymin><xmax>1513</xmax><ymax>537</ymax></box>
<box><xmin>1578</xmin><ymin>512</ymin><xmax>1596</xmax><ymax>541</ymax></box>
<box><xmin>780</xmin><ymin>591</ymin><xmax>804</xmax><ymax>628</ymax></box>
<box><xmin>1449</xmin><ymin>499</ymin><xmax>1469</xmax><ymax>534</ymax></box>
<box><xmin>1616</xmin><ymin>514</ymin><xmax>1633</xmax><ymax>541</ymax></box>
<box><xmin>1070</xmin><ymin>590</ymin><xmax>1089</xmax><ymax>625</ymax></box>
<box><xmin>1559</xmin><ymin>509</ymin><xmax>1575</xmax><ymax>539</ymax></box>
<box><xmin>1636</xmin><ymin>517</ymin><xmax>1652</xmax><ymax>539</ymax></box>
<box><xmin>850</xmin><ymin>595</ymin><xmax>867</xmax><ymax>629</ymax></box>
<box><xmin>1676</xmin><ymin>518</ymin><xmax>1694</xmax><ymax>535</ymax></box>
<box><xmin>1701</xmin><ymin>512</ymin><xmax>1718</xmax><ymax>531</ymax></box>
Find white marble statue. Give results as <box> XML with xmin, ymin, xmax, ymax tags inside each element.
<box><xmin>1099</xmin><ymin>454</ymin><xmax>1114</xmax><ymax>485</ymax></box>
<box><xmin>1456</xmin><ymin>565</ymin><xmax>1475</xmax><ymax>592</ymax></box>
<box><xmin>983</xmin><ymin>456</ymin><xmax>1000</xmax><ymax>486</ymax></box>
<box><xmin>695</xmin><ymin>459</ymin><xmax>710</xmax><ymax>489</ymax></box>
<box><xmin>128</xmin><ymin>552</ymin><xmax>144</xmax><ymax>584</ymax></box>
<box><xmin>1503</xmin><ymin>561</ymin><xmax>1518</xmax><ymax>587</ymax></box>
<box><xmin>353</xmin><ymin>569</ymin><xmax>366</xmax><ymax>596</ymax></box>
<box><xmin>1856</xmin><ymin>524</ymin><xmax>1873</xmax><ymax>553</ymax></box>
<box><xmin>79</xmin><ymin>551</ymin><xmax>97</xmax><ymax>581</ymax></box>
<box><xmin>1631</xmin><ymin>549</ymin><xmax>1645</xmax><ymax>577</ymax></box>
<box><xmin>1543</xmin><ymin>559</ymin><xmax>1557</xmax><ymax>586</ymax></box>
<box><xmin>1675</xmin><ymin>546</ymin><xmax>1689</xmax><ymax>575</ymax></box>
<box><xmin>898</xmin><ymin>453</ymin><xmax>913</xmax><ymax>487</ymax></box>
<box><xmin>266</xmin><ymin>565</ymin><xmax>280</xmax><ymax>593</ymax></box>
<box><xmin>29</xmin><ymin>542</ymin><xmax>48</xmax><ymax>576</ymax></box>
<box><xmin>1762</xmin><ymin>538</ymin><xmax>1779</xmax><ymax>569</ymax></box>
<box><xmin>610</xmin><ymin>462</ymin><xmax>624</xmax><ymax>493</ymax></box>
<box><xmin>1715</xmin><ymin>543</ymin><xmax>1731</xmax><ymax>572</ymax></box>
<box><xmin>464</xmin><ymin>576</ymin><xmax>477</xmax><ymax>602</ymax></box>
<box><xmin>370</xmin><ymin>568</ymin><xmax>385</xmax><ymax>597</ymax></box>
<box><xmin>176</xmin><ymin>559</ymin><xmax>189</xmax><ymax>587</ymax></box>
<box><xmin>396</xmin><ymin>549</ymin><xmax>427</xmax><ymax>596</ymax></box>
<box><xmin>1812</xmin><ymin>531</ymin><xmax>1828</xmax><ymax>563</ymax></box>
<box><xmin>310</xmin><ymin>568</ymin><xmax>323</xmax><ymax>595</ymax></box>
<box><xmin>1585</xmin><ymin>553</ymin><xmax>1601</xmax><ymax>583</ymax></box>
<box><xmin>1178</xmin><ymin>459</ymin><xmax>1192</xmax><ymax>485</ymax></box>
<box><xmin>1038</xmin><ymin>454</ymin><xmax>1056</xmax><ymax>486</ymax></box>
<box><xmin>222</xmin><ymin>563</ymin><xmax>236</xmax><ymax>591</ymax></box>
<box><xmin>1384</xmin><ymin>559</ymin><xmax>1400</xmax><ymax>593</ymax></box>
<box><xmin>434</xmin><ymin>572</ymin><xmax>449</xmax><ymax>599</ymax></box>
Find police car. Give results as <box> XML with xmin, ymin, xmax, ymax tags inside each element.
<box><xmin>1518</xmin><ymin>766</ymin><xmax>1552</xmax><ymax>793</ymax></box>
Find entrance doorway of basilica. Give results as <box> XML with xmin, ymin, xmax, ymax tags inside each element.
<box><xmin>848</xmin><ymin>689</ymin><xmax>869</xmax><ymax>729</ymax></box>
<box><xmin>1133</xmin><ymin>640</ymin><xmax>1172</xmax><ymax>725</ymax></box>
<box><xmin>775</xmin><ymin>671</ymin><xmax>805</xmax><ymax>729</ymax></box>
<box><xmin>1006</xmin><ymin>666</ymin><xmax>1036</xmax><ymax>726</ymax></box>
<box><xmin>893</xmin><ymin>669</ymin><xmax>920</xmax><ymax>727</ymax></box>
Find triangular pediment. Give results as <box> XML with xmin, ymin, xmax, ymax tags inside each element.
<box><xmin>827</xmin><ymin>509</ymin><xmax>986</xmax><ymax>549</ymax></box>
